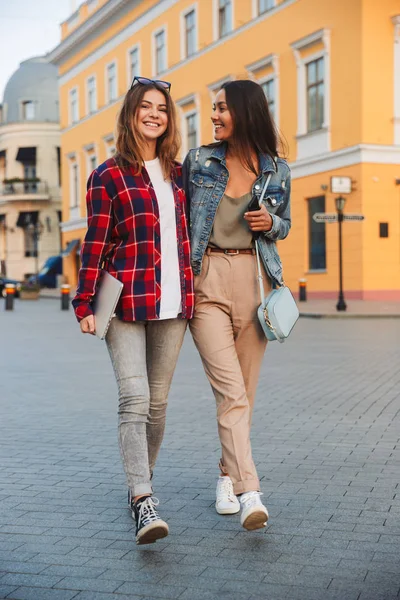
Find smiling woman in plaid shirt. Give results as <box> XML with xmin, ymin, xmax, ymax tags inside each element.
<box><xmin>72</xmin><ymin>77</ymin><xmax>194</xmax><ymax>545</ymax></box>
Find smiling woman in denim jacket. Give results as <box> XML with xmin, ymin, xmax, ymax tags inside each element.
<box><xmin>183</xmin><ymin>80</ymin><xmax>291</xmax><ymax>531</ymax></box>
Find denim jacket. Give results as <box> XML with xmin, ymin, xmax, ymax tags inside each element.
<box><xmin>182</xmin><ymin>143</ymin><xmax>291</xmax><ymax>285</ymax></box>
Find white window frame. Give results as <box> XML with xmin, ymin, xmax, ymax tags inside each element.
<box><xmin>393</xmin><ymin>16</ymin><xmax>400</xmax><ymax>145</ymax></box>
<box><xmin>180</xmin><ymin>4</ymin><xmax>198</xmax><ymax>60</ymax></box>
<box><xmin>21</xmin><ymin>100</ymin><xmax>35</xmax><ymax>121</ymax></box>
<box><xmin>127</xmin><ymin>43</ymin><xmax>141</xmax><ymax>88</ymax></box>
<box><xmin>86</xmin><ymin>74</ymin><xmax>97</xmax><ymax>115</ymax></box>
<box><xmin>246</xmin><ymin>54</ymin><xmax>279</xmax><ymax>128</ymax></box>
<box><xmin>84</xmin><ymin>144</ymin><xmax>98</xmax><ymax>179</ymax></box>
<box><xmin>253</xmin><ymin>0</ymin><xmax>276</xmax><ymax>18</ymax></box>
<box><xmin>103</xmin><ymin>133</ymin><xmax>116</xmax><ymax>158</ymax></box>
<box><xmin>68</xmin><ymin>86</ymin><xmax>79</xmax><ymax>125</ymax></box>
<box><xmin>208</xmin><ymin>75</ymin><xmax>235</xmax><ymax>103</ymax></box>
<box><xmin>213</xmin><ymin>0</ymin><xmax>234</xmax><ymax>42</ymax></box>
<box><xmin>68</xmin><ymin>154</ymin><xmax>80</xmax><ymax>219</ymax></box>
<box><xmin>105</xmin><ymin>60</ymin><xmax>118</xmax><ymax>104</ymax></box>
<box><xmin>176</xmin><ymin>94</ymin><xmax>200</xmax><ymax>156</ymax></box>
<box><xmin>291</xmin><ymin>29</ymin><xmax>331</xmax><ymax>160</ymax></box>
<box><xmin>152</xmin><ymin>26</ymin><xmax>168</xmax><ymax>76</ymax></box>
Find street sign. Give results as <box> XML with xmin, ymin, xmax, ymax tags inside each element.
<box><xmin>331</xmin><ymin>176</ymin><xmax>352</xmax><ymax>194</ymax></box>
<box><xmin>313</xmin><ymin>213</ymin><xmax>365</xmax><ymax>223</ymax></box>
<box><xmin>313</xmin><ymin>213</ymin><xmax>337</xmax><ymax>223</ymax></box>
<box><xmin>343</xmin><ymin>214</ymin><xmax>365</xmax><ymax>221</ymax></box>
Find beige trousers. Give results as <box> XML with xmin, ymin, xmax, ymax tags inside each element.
<box><xmin>189</xmin><ymin>249</ymin><xmax>270</xmax><ymax>495</ymax></box>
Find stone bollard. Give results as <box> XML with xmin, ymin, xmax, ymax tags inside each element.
<box><xmin>61</xmin><ymin>284</ymin><xmax>70</xmax><ymax>311</ymax></box>
<box><xmin>5</xmin><ymin>283</ymin><xmax>15</xmax><ymax>311</ymax></box>
<box><xmin>299</xmin><ymin>278</ymin><xmax>307</xmax><ymax>302</ymax></box>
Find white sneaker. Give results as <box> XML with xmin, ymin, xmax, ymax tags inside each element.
<box><xmin>215</xmin><ymin>476</ymin><xmax>240</xmax><ymax>515</ymax></box>
<box><xmin>240</xmin><ymin>491</ymin><xmax>269</xmax><ymax>530</ymax></box>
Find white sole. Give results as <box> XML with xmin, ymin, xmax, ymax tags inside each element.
<box><xmin>216</xmin><ymin>503</ymin><xmax>240</xmax><ymax>515</ymax></box>
<box><xmin>242</xmin><ymin>509</ymin><xmax>269</xmax><ymax>531</ymax></box>
<box><xmin>136</xmin><ymin>520</ymin><xmax>169</xmax><ymax>545</ymax></box>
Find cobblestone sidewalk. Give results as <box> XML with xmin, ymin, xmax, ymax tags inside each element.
<box><xmin>0</xmin><ymin>299</ymin><xmax>399</xmax><ymax>600</ymax></box>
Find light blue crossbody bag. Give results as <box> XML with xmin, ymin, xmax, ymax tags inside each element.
<box><xmin>255</xmin><ymin>174</ymin><xmax>299</xmax><ymax>343</ymax></box>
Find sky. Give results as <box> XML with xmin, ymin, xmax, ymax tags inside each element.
<box><xmin>0</xmin><ymin>0</ymin><xmax>83</xmax><ymax>100</ymax></box>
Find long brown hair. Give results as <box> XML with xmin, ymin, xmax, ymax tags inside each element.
<box><xmin>115</xmin><ymin>82</ymin><xmax>180</xmax><ymax>180</ymax></box>
<box><xmin>219</xmin><ymin>79</ymin><xmax>282</xmax><ymax>175</ymax></box>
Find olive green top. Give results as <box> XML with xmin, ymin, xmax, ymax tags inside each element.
<box><xmin>209</xmin><ymin>192</ymin><xmax>254</xmax><ymax>250</ymax></box>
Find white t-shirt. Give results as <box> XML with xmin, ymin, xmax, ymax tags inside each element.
<box><xmin>144</xmin><ymin>158</ymin><xmax>182</xmax><ymax>320</ymax></box>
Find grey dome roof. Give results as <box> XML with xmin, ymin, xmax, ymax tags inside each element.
<box><xmin>2</xmin><ymin>57</ymin><xmax>59</xmax><ymax>124</ymax></box>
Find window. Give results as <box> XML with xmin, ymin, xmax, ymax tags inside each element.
<box><xmin>155</xmin><ymin>30</ymin><xmax>167</xmax><ymax>74</ymax></box>
<box><xmin>186</xmin><ymin>113</ymin><xmax>198</xmax><ymax>150</ymax></box>
<box><xmin>307</xmin><ymin>57</ymin><xmax>324</xmax><ymax>132</ymax></box>
<box><xmin>107</xmin><ymin>62</ymin><xmax>117</xmax><ymax>103</ymax></box>
<box><xmin>184</xmin><ymin>10</ymin><xmax>196</xmax><ymax>58</ymax></box>
<box><xmin>87</xmin><ymin>76</ymin><xmax>97</xmax><ymax>114</ymax></box>
<box><xmin>262</xmin><ymin>79</ymin><xmax>275</xmax><ymax>119</ymax></box>
<box><xmin>69</xmin><ymin>88</ymin><xmax>79</xmax><ymax>124</ymax></box>
<box><xmin>23</xmin><ymin>163</ymin><xmax>37</xmax><ymax>193</ymax></box>
<box><xmin>89</xmin><ymin>155</ymin><xmax>97</xmax><ymax>173</ymax></box>
<box><xmin>218</xmin><ymin>0</ymin><xmax>232</xmax><ymax>37</ymax></box>
<box><xmin>22</xmin><ymin>101</ymin><xmax>35</xmax><ymax>120</ymax></box>
<box><xmin>129</xmin><ymin>47</ymin><xmax>140</xmax><ymax>84</ymax></box>
<box><xmin>291</xmin><ymin>30</ymin><xmax>330</xmax><ymax>159</ymax></box>
<box><xmin>70</xmin><ymin>162</ymin><xmax>79</xmax><ymax>209</ymax></box>
<box><xmin>308</xmin><ymin>196</ymin><xmax>326</xmax><ymax>270</ymax></box>
<box><xmin>258</xmin><ymin>0</ymin><xmax>275</xmax><ymax>13</ymax></box>
<box><xmin>24</xmin><ymin>227</ymin><xmax>38</xmax><ymax>258</ymax></box>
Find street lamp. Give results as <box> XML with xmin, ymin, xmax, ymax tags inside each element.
<box><xmin>335</xmin><ymin>195</ymin><xmax>347</xmax><ymax>311</ymax></box>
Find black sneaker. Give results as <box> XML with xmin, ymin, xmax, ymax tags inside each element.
<box><xmin>131</xmin><ymin>496</ymin><xmax>169</xmax><ymax>545</ymax></box>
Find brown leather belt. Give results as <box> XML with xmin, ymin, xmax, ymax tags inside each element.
<box><xmin>207</xmin><ymin>247</ymin><xmax>255</xmax><ymax>255</ymax></box>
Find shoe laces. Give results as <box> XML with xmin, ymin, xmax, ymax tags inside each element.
<box><xmin>138</xmin><ymin>496</ymin><xmax>160</xmax><ymax>526</ymax></box>
<box><xmin>240</xmin><ymin>491</ymin><xmax>263</xmax><ymax>509</ymax></box>
<box><xmin>218</xmin><ymin>478</ymin><xmax>236</xmax><ymax>502</ymax></box>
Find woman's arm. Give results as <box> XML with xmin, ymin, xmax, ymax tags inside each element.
<box><xmin>72</xmin><ymin>170</ymin><xmax>113</xmax><ymax>322</ymax></box>
<box><xmin>263</xmin><ymin>172</ymin><xmax>291</xmax><ymax>241</ymax></box>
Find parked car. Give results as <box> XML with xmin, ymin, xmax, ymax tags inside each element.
<box><xmin>0</xmin><ymin>276</ymin><xmax>21</xmax><ymax>298</ymax></box>
<box><xmin>28</xmin><ymin>255</ymin><xmax>62</xmax><ymax>288</ymax></box>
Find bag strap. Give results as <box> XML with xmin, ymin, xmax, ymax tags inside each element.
<box><xmin>255</xmin><ymin>173</ymin><xmax>272</xmax><ymax>305</ymax></box>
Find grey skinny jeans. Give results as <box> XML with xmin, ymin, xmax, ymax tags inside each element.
<box><xmin>106</xmin><ymin>317</ymin><xmax>187</xmax><ymax>497</ymax></box>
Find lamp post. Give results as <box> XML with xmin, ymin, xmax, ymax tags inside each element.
<box><xmin>335</xmin><ymin>195</ymin><xmax>347</xmax><ymax>312</ymax></box>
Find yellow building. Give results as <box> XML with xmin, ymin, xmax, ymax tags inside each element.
<box><xmin>49</xmin><ymin>0</ymin><xmax>400</xmax><ymax>300</ymax></box>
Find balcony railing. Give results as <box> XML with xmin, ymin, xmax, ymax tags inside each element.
<box><xmin>0</xmin><ymin>181</ymin><xmax>49</xmax><ymax>198</ymax></box>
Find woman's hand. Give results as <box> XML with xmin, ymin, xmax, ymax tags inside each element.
<box><xmin>244</xmin><ymin>204</ymin><xmax>273</xmax><ymax>232</ymax></box>
<box><xmin>80</xmin><ymin>315</ymin><xmax>96</xmax><ymax>335</ymax></box>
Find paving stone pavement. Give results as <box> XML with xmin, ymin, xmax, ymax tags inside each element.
<box><xmin>0</xmin><ymin>299</ymin><xmax>399</xmax><ymax>600</ymax></box>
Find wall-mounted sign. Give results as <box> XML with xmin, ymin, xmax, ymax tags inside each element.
<box><xmin>331</xmin><ymin>176</ymin><xmax>352</xmax><ymax>194</ymax></box>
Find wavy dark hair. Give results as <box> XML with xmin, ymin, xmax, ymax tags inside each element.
<box><xmin>216</xmin><ymin>79</ymin><xmax>283</xmax><ymax>175</ymax></box>
<box><xmin>114</xmin><ymin>82</ymin><xmax>180</xmax><ymax>180</ymax></box>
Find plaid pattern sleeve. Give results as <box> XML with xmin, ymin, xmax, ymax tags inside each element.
<box><xmin>72</xmin><ymin>169</ymin><xmax>113</xmax><ymax>322</ymax></box>
<box><xmin>72</xmin><ymin>158</ymin><xmax>194</xmax><ymax>323</ymax></box>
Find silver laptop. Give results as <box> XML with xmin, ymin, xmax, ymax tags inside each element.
<box><xmin>93</xmin><ymin>270</ymin><xmax>123</xmax><ymax>340</ymax></box>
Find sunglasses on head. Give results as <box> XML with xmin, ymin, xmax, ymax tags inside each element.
<box><xmin>130</xmin><ymin>76</ymin><xmax>171</xmax><ymax>93</ymax></box>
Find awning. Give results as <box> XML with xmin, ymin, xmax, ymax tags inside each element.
<box><xmin>16</xmin><ymin>147</ymin><xmax>36</xmax><ymax>163</ymax></box>
<box><xmin>16</xmin><ymin>211</ymin><xmax>39</xmax><ymax>228</ymax></box>
<box><xmin>0</xmin><ymin>214</ymin><xmax>6</xmax><ymax>224</ymax></box>
<box><xmin>61</xmin><ymin>238</ymin><xmax>80</xmax><ymax>257</ymax></box>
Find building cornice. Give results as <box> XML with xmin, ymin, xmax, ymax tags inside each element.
<box><xmin>53</xmin><ymin>0</ymin><xmax>298</xmax><ymax>87</ymax></box>
<box><xmin>290</xmin><ymin>144</ymin><xmax>400</xmax><ymax>179</ymax></box>
<box><xmin>61</xmin><ymin>217</ymin><xmax>87</xmax><ymax>233</ymax></box>
<box><xmin>48</xmin><ymin>0</ymin><xmax>134</xmax><ymax>65</ymax></box>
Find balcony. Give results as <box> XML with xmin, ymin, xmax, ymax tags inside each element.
<box><xmin>0</xmin><ymin>180</ymin><xmax>50</xmax><ymax>202</ymax></box>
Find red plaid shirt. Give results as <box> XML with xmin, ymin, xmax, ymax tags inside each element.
<box><xmin>72</xmin><ymin>157</ymin><xmax>194</xmax><ymax>322</ymax></box>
